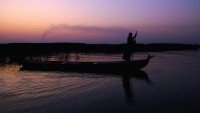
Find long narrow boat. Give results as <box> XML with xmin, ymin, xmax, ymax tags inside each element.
<box><xmin>21</xmin><ymin>55</ymin><xmax>154</xmax><ymax>72</ymax></box>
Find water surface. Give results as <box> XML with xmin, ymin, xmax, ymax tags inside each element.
<box><xmin>0</xmin><ymin>50</ymin><xmax>200</xmax><ymax>113</ymax></box>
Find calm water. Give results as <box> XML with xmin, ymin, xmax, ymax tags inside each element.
<box><xmin>0</xmin><ymin>50</ymin><xmax>200</xmax><ymax>113</ymax></box>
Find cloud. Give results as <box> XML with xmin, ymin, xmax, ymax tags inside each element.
<box><xmin>42</xmin><ymin>24</ymin><xmax>134</xmax><ymax>43</ymax></box>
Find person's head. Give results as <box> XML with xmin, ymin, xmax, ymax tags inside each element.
<box><xmin>129</xmin><ymin>32</ymin><xmax>132</xmax><ymax>37</ymax></box>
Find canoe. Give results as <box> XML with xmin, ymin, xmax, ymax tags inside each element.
<box><xmin>21</xmin><ymin>55</ymin><xmax>154</xmax><ymax>72</ymax></box>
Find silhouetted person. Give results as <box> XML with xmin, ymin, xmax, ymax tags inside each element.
<box><xmin>122</xmin><ymin>31</ymin><xmax>137</xmax><ymax>61</ymax></box>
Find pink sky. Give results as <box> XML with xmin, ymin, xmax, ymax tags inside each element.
<box><xmin>0</xmin><ymin>0</ymin><xmax>200</xmax><ymax>44</ymax></box>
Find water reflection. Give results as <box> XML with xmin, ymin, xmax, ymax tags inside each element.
<box><xmin>0</xmin><ymin>63</ymin><xmax>151</xmax><ymax>104</ymax></box>
<box><xmin>1</xmin><ymin>51</ymin><xmax>200</xmax><ymax>113</ymax></box>
<box><xmin>121</xmin><ymin>71</ymin><xmax>151</xmax><ymax>103</ymax></box>
<box><xmin>122</xmin><ymin>74</ymin><xmax>134</xmax><ymax>103</ymax></box>
<box><xmin>0</xmin><ymin>62</ymin><xmax>153</xmax><ymax>113</ymax></box>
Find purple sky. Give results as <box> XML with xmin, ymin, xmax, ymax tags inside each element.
<box><xmin>0</xmin><ymin>0</ymin><xmax>200</xmax><ymax>44</ymax></box>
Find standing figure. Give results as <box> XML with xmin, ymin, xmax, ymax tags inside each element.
<box><xmin>122</xmin><ymin>31</ymin><xmax>137</xmax><ymax>61</ymax></box>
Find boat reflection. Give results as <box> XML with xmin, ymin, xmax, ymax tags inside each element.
<box><xmin>70</xmin><ymin>69</ymin><xmax>151</xmax><ymax>103</ymax></box>
<box><xmin>0</xmin><ymin>62</ymin><xmax>152</xmax><ymax>103</ymax></box>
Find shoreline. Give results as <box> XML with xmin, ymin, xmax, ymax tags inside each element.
<box><xmin>0</xmin><ymin>43</ymin><xmax>199</xmax><ymax>53</ymax></box>
<box><xmin>0</xmin><ymin>43</ymin><xmax>199</xmax><ymax>63</ymax></box>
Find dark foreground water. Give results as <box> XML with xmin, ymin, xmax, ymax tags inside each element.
<box><xmin>0</xmin><ymin>50</ymin><xmax>200</xmax><ymax>113</ymax></box>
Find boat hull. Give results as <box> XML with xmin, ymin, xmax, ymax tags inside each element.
<box><xmin>21</xmin><ymin>56</ymin><xmax>153</xmax><ymax>72</ymax></box>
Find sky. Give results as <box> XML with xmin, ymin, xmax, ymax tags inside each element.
<box><xmin>0</xmin><ymin>0</ymin><xmax>200</xmax><ymax>44</ymax></box>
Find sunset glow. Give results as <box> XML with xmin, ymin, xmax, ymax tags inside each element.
<box><xmin>0</xmin><ymin>0</ymin><xmax>200</xmax><ymax>44</ymax></box>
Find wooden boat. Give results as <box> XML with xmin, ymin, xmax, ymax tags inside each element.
<box><xmin>21</xmin><ymin>55</ymin><xmax>154</xmax><ymax>72</ymax></box>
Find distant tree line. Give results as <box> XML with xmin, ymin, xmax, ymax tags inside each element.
<box><xmin>0</xmin><ymin>43</ymin><xmax>199</xmax><ymax>55</ymax></box>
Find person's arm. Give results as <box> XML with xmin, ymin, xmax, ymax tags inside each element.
<box><xmin>133</xmin><ymin>31</ymin><xmax>137</xmax><ymax>43</ymax></box>
<box><xmin>133</xmin><ymin>31</ymin><xmax>137</xmax><ymax>38</ymax></box>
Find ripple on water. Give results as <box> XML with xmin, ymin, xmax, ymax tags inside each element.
<box><xmin>1</xmin><ymin>51</ymin><xmax>200</xmax><ymax>113</ymax></box>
